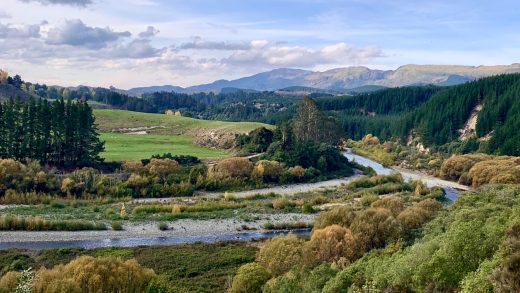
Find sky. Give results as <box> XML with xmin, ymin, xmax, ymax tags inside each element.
<box><xmin>1</xmin><ymin>0</ymin><xmax>519</xmax><ymax>89</ymax></box>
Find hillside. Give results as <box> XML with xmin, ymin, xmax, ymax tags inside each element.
<box><xmin>94</xmin><ymin>109</ymin><xmax>272</xmax><ymax>160</ymax></box>
<box><xmin>128</xmin><ymin>64</ymin><xmax>520</xmax><ymax>93</ymax></box>
<box><xmin>323</xmin><ymin>73</ymin><xmax>520</xmax><ymax>156</ymax></box>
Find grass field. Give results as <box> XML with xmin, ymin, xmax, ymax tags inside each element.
<box><xmin>100</xmin><ymin>133</ymin><xmax>228</xmax><ymax>161</ymax></box>
<box><xmin>94</xmin><ymin>109</ymin><xmax>272</xmax><ymax>161</ymax></box>
<box><xmin>94</xmin><ymin>109</ymin><xmax>272</xmax><ymax>135</ymax></box>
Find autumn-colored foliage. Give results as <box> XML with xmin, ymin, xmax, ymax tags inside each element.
<box><xmin>32</xmin><ymin>256</ymin><xmax>155</xmax><ymax>293</ymax></box>
<box><xmin>305</xmin><ymin>225</ymin><xmax>358</xmax><ymax>265</ymax></box>
<box><xmin>256</xmin><ymin>234</ymin><xmax>304</xmax><ymax>276</ymax></box>
<box><xmin>146</xmin><ymin>158</ymin><xmax>181</xmax><ymax>178</ymax></box>
<box><xmin>209</xmin><ymin>157</ymin><xmax>253</xmax><ymax>181</ymax></box>
<box><xmin>252</xmin><ymin>160</ymin><xmax>285</xmax><ymax>182</ymax></box>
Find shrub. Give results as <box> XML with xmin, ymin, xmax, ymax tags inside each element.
<box><xmin>0</xmin><ymin>271</ymin><xmax>20</xmax><ymax>293</ymax></box>
<box><xmin>252</xmin><ymin>160</ymin><xmax>284</xmax><ymax>183</ymax></box>
<box><xmin>111</xmin><ymin>222</ymin><xmax>124</xmax><ymax>231</ymax></box>
<box><xmin>301</xmin><ymin>203</ymin><xmax>315</xmax><ymax>213</ymax></box>
<box><xmin>256</xmin><ymin>234</ymin><xmax>304</xmax><ymax>276</ymax></box>
<box><xmin>146</xmin><ymin>159</ymin><xmax>181</xmax><ymax>178</ymax></box>
<box><xmin>228</xmin><ymin>263</ymin><xmax>270</xmax><ymax>293</ymax></box>
<box><xmin>122</xmin><ymin>160</ymin><xmax>144</xmax><ymax>173</ymax></box>
<box><xmin>468</xmin><ymin>158</ymin><xmax>520</xmax><ymax>187</ymax></box>
<box><xmin>287</xmin><ymin>166</ymin><xmax>306</xmax><ymax>181</ymax></box>
<box><xmin>350</xmin><ymin>208</ymin><xmax>401</xmax><ymax>251</ymax></box>
<box><xmin>0</xmin><ymin>215</ymin><xmax>106</xmax><ymax>231</ymax></box>
<box><xmin>208</xmin><ymin>157</ymin><xmax>253</xmax><ymax>181</ymax></box>
<box><xmin>305</xmin><ymin>225</ymin><xmax>358</xmax><ymax>265</ymax></box>
<box><xmin>440</xmin><ymin>154</ymin><xmax>492</xmax><ymax>180</ymax></box>
<box><xmin>272</xmin><ymin>198</ymin><xmax>294</xmax><ymax>210</ymax></box>
<box><xmin>371</xmin><ymin>196</ymin><xmax>404</xmax><ymax>216</ymax></box>
<box><xmin>262</xmin><ymin>221</ymin><xmax>312</xmax><ymax>230</ymax></box>
<box><xmin>313</xmin><ymin>206</ymin><xmax>356</xmax><ymax>230</ymax></box>
<box><xmin>32</xmin><ymin>256</ymin><xmax>155</xmax><ymax>293</ymax></box>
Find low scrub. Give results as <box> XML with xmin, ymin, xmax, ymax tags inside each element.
<box><xmin>262</xmin><ymin>221</ymin><xmax>312</xmax><ymax>230</ymax></box>
<box><xmin>0</xmin><ymin>215</ymin><xmax>106</xmax><ymax>231</ymax></box>
<box><xmin>132</xmin><ymin>201</ymin><xmax>246</xmax><ymax>215</ymax></box>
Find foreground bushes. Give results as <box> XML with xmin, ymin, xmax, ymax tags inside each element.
<box><xmin>0</xmin><ymin>215</ymin><xmax>106</xmax><ymax>231</ymax></box>
<box><xmin>31</xmin><ymin>256</ymin><xmax>155</xmax><ymax>293</ymax></box>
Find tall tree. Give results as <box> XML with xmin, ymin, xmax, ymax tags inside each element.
<box><xmin>292</xmin><ymin>96</ymin><xmax>342</xmax><ymax>144</ymax></box>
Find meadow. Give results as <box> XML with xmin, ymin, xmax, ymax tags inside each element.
<box><xmin>94</xmin><ymin>109</ymin><xmax>272</xmax><ymax>135</ymax></box>
<box><xmin>95</xmin><ymin>109</ymin><xmax>272</xmax><ymax>161</ymax></box>
<box><xmin>100</xmin><ymin>132</ymin><xmax>228</xmax><ymax>161</ymax></box>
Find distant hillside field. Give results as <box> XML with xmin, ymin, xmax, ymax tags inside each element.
<box><xmin>94</xmin><ymin>109</ymin><xmax>272</xmax><ymax>161</ymax></box>
<box><xmin>100</xmin><ymin>133</ymin><xmax>228</xmax><ymax>161</ymax></box>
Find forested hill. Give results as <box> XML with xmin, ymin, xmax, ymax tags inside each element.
<box><xmin>333</xmin><ymin>73</ymin><xmax>520</xmax><ymax>155</ymax></box>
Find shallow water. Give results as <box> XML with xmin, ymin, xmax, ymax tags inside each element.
<box><xmin>0</xmin><ymin>229</ymin><xmax>311</xmax><ymax>250</ymax></box>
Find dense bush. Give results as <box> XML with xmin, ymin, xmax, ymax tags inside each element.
<box><xmin>208</xmin><ymin>157</ymin><xmax>254</xmax><ymax>181</ymax></box>
<box><xmin>304</xmin><ymin>225</ymin><xmax>358</xmax><ymax>265</ymax></box>
<box><xmin>32</xmin><ymin>256</ymin><xmax>155</xmax><ymax>293</ymax></box>
<box><xmin>441</xmin><ymin>154</ymin><xmax>520</xmax><ymax>187</ymax></box>
<box><xmin>256</xmin><ymin>234</ymin><xmax>304</xmax><ymax>276</ymax></box>
<box><xmin>228</xmin><ymin>263</ymin><xmax>270</xmax><ymax>293</ymax></box>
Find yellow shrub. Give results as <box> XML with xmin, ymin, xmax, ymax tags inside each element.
<box><xmin>440</xmin><ymin>154</ymin><xmax>493</xmax><ymax>180</ymax></box>
<box><xmin>122</xmin><ymin>160</ymin><xmax>144</xmax><ymax>173</ymax></box>
<box><xmin>147</xmin><ymin>159</ymin><xmax>180</xmax><ymax>177</ymax></box>
<box><xmin>209</xmin><ymin>157</ymin><xmax>253</xmax><ymax>180</ymax></box>
<box><xmin>256</xmin><ymin>234</ymin><xmax>304</xmax><ymax>276</ymax></box>
<box><xmin>371</xmin><ymin>196</ymin><xmax>404</xmax><ymax>216</ymax></box>
<box><xmin>252</xmin><ymin>160</ymin><xmax>284</xmax><ymax>182</ymax></box>
<box><xmin>313</xmin><ymin>206</ymin><xmax>356</xmax><ymax>230</ymax></box>
<box><xmin>287</xmin><ymin>166</ymin><xmax>306</xmax><ymax>179</ymax></box>
<box><xmin>305</xmin><ymin>225</ymin><xmax>358</xmax><ymax>265</ymax></box>
<box><xmin>468</xmin><ymin>158</ymin><xmax>520</xmax><ymax>187</ymax></box>
<box><xmin>0</xmin><ymin>271</ymin><xmax>20</xmax><ymax>293</ymax></box>
<box><xmin>33</xmin><ymin>256</ymin><xmax>155</xmax><ymax>293</ymax></box>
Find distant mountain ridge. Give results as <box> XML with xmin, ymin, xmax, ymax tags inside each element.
<box><xmin>129</xmin><ymin>64</ymin><xmax>520</xmax><ymax>94</ymax></box>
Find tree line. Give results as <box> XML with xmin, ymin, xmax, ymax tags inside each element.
<box><xmin>0</xmin><ymin>98</ymin><xmax>104</xmax><ymax>167</ymax></box>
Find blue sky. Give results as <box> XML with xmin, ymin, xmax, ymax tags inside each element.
<box><xmin>1</xmin><ymin>0</ymin><xmax>519</xmax><ymax>88</ymax></box>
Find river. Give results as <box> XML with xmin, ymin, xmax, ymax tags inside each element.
<box><xmin>0</xmin><ymin>151</ymin><xmax>467</xmax><ymax>250</ymax></box>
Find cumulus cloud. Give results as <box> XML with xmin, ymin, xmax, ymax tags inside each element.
<box><xmin>107</xmin><ymin>39</ymin><xmax>165</xmax><ymax>59</ymax></box>
<box><xmin>138</xmin><ymin>26</ymin><xmax>159</xmax><ymax>38</ymax></box>
<box><xmin>178</xmin><ymin>36</ymin><xmax>251</xmax><ymax>50</ymax></box>
<box><xmin>0</xmin><ymin>22</ymin><xmax>40</xmax><ymax>39</ymax></box>
<box><xmin>46</xmin><ymin>19</ymin><xmax>131</xmax><ymax>49</ymax></box>
<box><xmin>18</xmin><ymin>0</ymin><xmax>93</xmax><ymax>6</ymax></box>
<box><xmin>222</xmin><ymin>41</ymin><xmax>383</xmax><ymax>68</ymax></box>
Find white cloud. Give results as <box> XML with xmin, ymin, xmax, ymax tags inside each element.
<box><xmin>18</xmin><ymin>0</ymin><xmax>92</xmax><ymax>6</ymax></box>
<box><xmin>0</xmin><ymin>22</ymin><xmax>40</xmax><ymax>39</ymax></box>
<box><xmin>46</xmin><ymin>19</ymin><xmax>131</xmax><ymax>49</ymax></box>
<box><xmin>138</xmin><ymin>26</ymin><xmax>159</xmax><ymax>38</ymax></box>
<box><xmin>178</xmin><ymin>36</ymin><xmax>251</xmax><ymax>50</ymax></box>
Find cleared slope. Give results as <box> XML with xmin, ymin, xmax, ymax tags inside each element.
<box><xmin>94</xmin><ymin>109</ymin><xmax>272</xmax><ymax>161</ymax></box>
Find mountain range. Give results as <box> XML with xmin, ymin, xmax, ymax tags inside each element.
<box><xmin>129</xmin><ymin>64</ymin><xmax>520</xmax><ymax>94</ymax></box>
